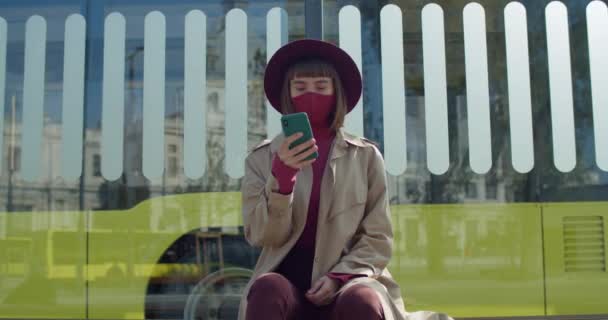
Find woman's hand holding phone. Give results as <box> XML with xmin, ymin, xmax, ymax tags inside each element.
<box><xmin>277</xmin><ymin>132</ymin><xmax>318</xmax><ymax>169</ymax></box>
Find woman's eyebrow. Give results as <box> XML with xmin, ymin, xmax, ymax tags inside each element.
<box><xmin>291</xmin><ymin>79</ymin><xmax>308</xmax><ymax>85</ymax></box>
<box><xmin>314</xmin><ymin>79</ymin><xmax>330</xmax><ymax>84</ymax></box>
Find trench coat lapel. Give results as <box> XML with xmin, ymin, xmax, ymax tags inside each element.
<box><xmin>308</xmin><ymin>129</ymin><xmax>342</xmax><ymax>281</ymax></box>
<box><xmin>319</xmin><ymin>128</ymin><xmax>349</xmax><ymax>221</ymax></box>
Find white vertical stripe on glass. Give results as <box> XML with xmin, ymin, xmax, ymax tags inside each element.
<box><xmin>225</xmin><ymin>9</ymin><xmax>247</xmax><ymax>179</ymax></box>
<box><xmin>463</xmin><ymin>3</ymin><xmax>492</xmax><ymax>174</ymax></box>
<box><xmin>21</xmin><ymin>15</ymin><xmax>46</xmax><ymax>182</ymax></box>
<box><xmin>339</xmin><ymin>5</ymin><xmax>364</xmax><ymax>137</ymax></box>
<box><xmin>586</xmin><ymin>1</ymin><xmax>608</xmax><ymax>171</ymax></box>
<box><xmin>380</xmin><ymin>4</ymin><xmax>406</xmax><ymax>175</ymax></box>
<box><xmin>266</xmin><ymin>7</ymin><xmax>287</xmax><ymax>139</ymax></box>
<box><xmin>546</xmin><ymin>1</ymin><xmax>576</xmax><ymax>172</ymax></box>
<box><xmin>0</xmin><ymin>18</ymin><xmax>6</xmax><ymax>174</ymax></box>
<box><xmin>504</xmin><ymin>2</ymin><xmax>534</xmax><ymax>173</ymax></box>
<box><xmin>184</xmin><ymin>10</ymin><xmax>207</xmax><ymax>179</ymax></box>
<box><xmin>143</xmin><ymin>11</ymin><xmax>166</xmax><ymax>180</ymax></box>
<box><xmin>61</xmin><ymin>14</ymin><xmax>86</xmax><ymax>180</ymax></box>
<box><xmin>422</xmin><ymin>3</ymin><xmax>449</xmax><ymax>175</ymax></box>
<box><xmin>101</xmin><ymin>12</ymin><xmax>126</xmax><ymax>180</ymax></box>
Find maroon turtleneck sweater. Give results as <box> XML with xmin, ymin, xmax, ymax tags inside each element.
<box><xmin>270</xmin><ymin>125</ymin><xmax>364</xmax><ymax>292</ymax></box>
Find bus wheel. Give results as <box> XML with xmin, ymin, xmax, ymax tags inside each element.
<box><xmin>182</xmin><ymin>267</ymin><xmax>252</xmax><ymax>320</ymax></box>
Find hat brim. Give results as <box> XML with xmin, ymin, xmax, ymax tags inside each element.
<box><xmin>264</xmin><ymin>39</ymin><xmax>362</xmax><ymax>114</ymax></box>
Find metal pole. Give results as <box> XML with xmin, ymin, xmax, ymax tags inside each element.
<box><xmin>7</xmin><ymin>95</ymin><xmax>16</xmax><ymax>212</ymax></box>
<box><xmin>305</xmin><ymin>0</ymin><xmax>323</xmax><ymax>40</ymax></box>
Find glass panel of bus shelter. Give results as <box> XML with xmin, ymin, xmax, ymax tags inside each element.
<box><xmin>324</xmin><ymin>0</ymin><xmax>608</xmax><ymax>318</ymax></box>
<box><xmin>0</xmin><ymin>1</ymin><xmax>87</xmax><ymax>319</ymax></box>
<box><xmin>81</xmin><ymin>1</ymin><xmax>304</xmax><ymax>320</ymax></box>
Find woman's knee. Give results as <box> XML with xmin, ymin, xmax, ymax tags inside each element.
<box><xmin>246</xmin><ymin>273</ymin><xmax>301</xmax><ymax>320</ymax></box>
<box><xmin>333</xmin><ymin>284</ymin><xmax>383</xmax><ymax>319</ymax></box>
<box><xmin>247</xmin><ymin>273</ymin><xmax>292</xmax><ymax>301</ymax></box>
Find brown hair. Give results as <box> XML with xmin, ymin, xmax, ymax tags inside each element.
<box><xmin>279</xmin><ymin>59</ymin><xmax>348</xmax><ymax>130</ymax></box>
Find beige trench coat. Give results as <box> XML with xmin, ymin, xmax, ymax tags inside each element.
<box><xmin>238</xmin><ymin>128</ymin><xmax>451</xmax><ymax>320</ymax></box>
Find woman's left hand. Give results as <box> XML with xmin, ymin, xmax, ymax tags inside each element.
<box><xmin>305</xmin><ymin>276</ymin><xmax>339</xmax><ymax>306</ymax></box>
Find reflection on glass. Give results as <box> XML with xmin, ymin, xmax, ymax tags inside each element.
<box><xmin>1</xmin><ymin>1</ymin><xmax>306</xmax><ymax>320</ymax></box>
<box><xmin>1</xmin><ymin>3</ymin><xmax>86</xmax><ymax>319</ymax></box>
<box><xmin>504</xmin><ymin>2</ymin><xmax>534</xmax><ymax>174</ymax></box>
<box><xmin>339</xmin><ymin>5</ymin><xmax>364</xmax><ymax>137</ymax></box>
<box><xmin>61</xmin><ymin>14</ymin><xmax>86</xmax><ymax>181</ymax></box>
<box><xmin>0</xmin><ymin>17</ymin><xmax>6</xmax><ymax>171</ymax></box>
<box><xmin>324</xmin><ymin>0</ymin><xmax>608</xmax><ymax>204</ymax></box>
<box><xmin>421</xmin><ymin>3</ymin><xmax>449</xmax><ymax>175</ymax></box>
<box><xmin>380</xmin><ymin>4</ymin><xmax>407</xmax><ymax>176</ymax></box>
<box><xmin>463</xmin><ymin>3</ymin><xmax>492</xmax><ymax>174</ymax></box>
<box><xmin>586</xmin><ymin>1</ymin><xmax>608</xmax><ymax>171</ymax></box>
<box><xmin>546</xmin><ymin>1</ymin><xmax>576</xmax><ymax>173</ymax></box>
<box><xmin>21</xmin><ymin>15</ymin><xmax>47</xmax><ymax>182</ymax></box>
<box><xmin>101</xmin><ymin>12</ymin><xmax>126</xmax><ymax>181</ymax></box>
<box><xmin>184</xmin><ymin>10</ymin><xmax>207</xmax><ymax>179</ymax></box>
<box><xmin>2</xmin><ymin>0</ymin><xmax>608</xmax><ymax>319</ymax></box>
<box><xmin>79</xmin><ymin>2</ymin><xmax>306</xmax><ymax>320</ymax></box>
<box><xmin>323</xmin><ymin>0</ymin><xmax>608</xmax><ymax>316</ymax></box>
<box><xmin>225</xmin><ymin>8</ymin><xmax>248</xmax><ymax>179</ymax></box>
<box><xmin>265</xmin><ymin>7</ymin><xmax>288</xmax><ymax>138</ymax></box>
<box><xmin>142</xmin><ymin>11</ymin><xmax>166</xmax><ymax>180</ymax></box>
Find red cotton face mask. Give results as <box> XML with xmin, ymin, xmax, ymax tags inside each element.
<box><xmin>291</xmin><ymin>92</ymin><xmax>336</xmax><ymax>127</ymax></box>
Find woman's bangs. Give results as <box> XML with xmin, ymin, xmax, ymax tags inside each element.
<box><xmin>287</xmin><ymin>60</ymin><xmax>335</xmax><ymax>80</ymax></box>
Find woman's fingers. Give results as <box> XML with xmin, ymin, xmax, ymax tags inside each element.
<box><xmin>284</xmin><ymin>132</ymin><xmax>303</xmax><ymax>145</ymax></box>
<box><xmin>306</xmin><ymin>277</ymin><xmax>335</xmax><ymax>306</ymax></box>
<box><xmin>285</xmin><ymin>152</ymin><xmax>317</xmax><ymax>169</ymax></box>
<box><xmin>292</xmin><ymin>145</ymin><xmax>318</xmax><ymax>162</ymax></box>
<box><xmin>280</xmin><ymin>140</ymin><xmax>317</xmax><ymax>169</ymax></box>
<box><xmin>307</xmin><ymin>278</ymin><xmax>323</xmax><ymax>295</ymax></box>
<box><xmin>277</xmin><ymin>133</ymin><xmax>317</xmax><ymax>169</ymax></box>
<box><xmin>285</xmin><ymin>138</ymin><xmax>316</xmax><ymax>158</ymax></box>
<box><xmin>279</xmin><ymin>133</ymin><xmax>306</xmax><ymax>154</ymax></box>
<box><xmin>294</xmin><ymin>158</ymin><xmax>316</xmax><ymax>169</ymax></box>
<box><xmin>278</xmin><ymin>133</ymin><xmax>301</xmax><ymax>158</ymax></box>
<box><xmin>315</xmin><ymin>284</ymin><xmax>332</xmax><ymax>304</ymax></box>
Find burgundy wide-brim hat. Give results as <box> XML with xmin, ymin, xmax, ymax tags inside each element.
<box><xmin>264</xmin><ymin>39</ymin><xmax>362</xmax><ymax>114</ymax></box>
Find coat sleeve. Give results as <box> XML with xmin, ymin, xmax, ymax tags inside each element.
<box><xmin>329</xmin><ymin>146</ymin><xmax>393</xmax><ymax>278</ymax></box>
<box><xmin>241</xmin><ymin>151</ymin><xmax>295</xmax><ymax>248</ymax></box>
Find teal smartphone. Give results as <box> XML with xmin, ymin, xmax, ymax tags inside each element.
<box><xmin>280</xmin><ymin>112</ymin><xmax>318</xmax><ymax>161</ymax></box>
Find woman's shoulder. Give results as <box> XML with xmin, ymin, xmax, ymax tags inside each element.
<box><xmin>245</xmin><ymin>140</ymin><xmax>272</xmax><ymax>168</ymax></box>
<box><xmin>249</xmin><ymin>139</ymin><xmax>272</xmax><ymax>153</ymax></box>
<box><xmin>244</xmin><ymin>139</ymin><xmax>273</xmax><ymax>177</ymax></box>
<box><xmin>341</xmin><ymin>130</ymin><xmax>380</xmax><ymax>149</ymax></box>
<box><xmin>341</xmin><ymin>130</ymin><xmax>386</xmax><ymax>167</ymax></box>
<box><xmin>247</xmin><ymin>132</ymin><xmax>283</xmax><ymax>156</ymax></box>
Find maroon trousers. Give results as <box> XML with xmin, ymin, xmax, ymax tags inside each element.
<box><xmin>245</xmin><ymin>273</ymin><xmax>384</xmax><ymax>320</ymax></box>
